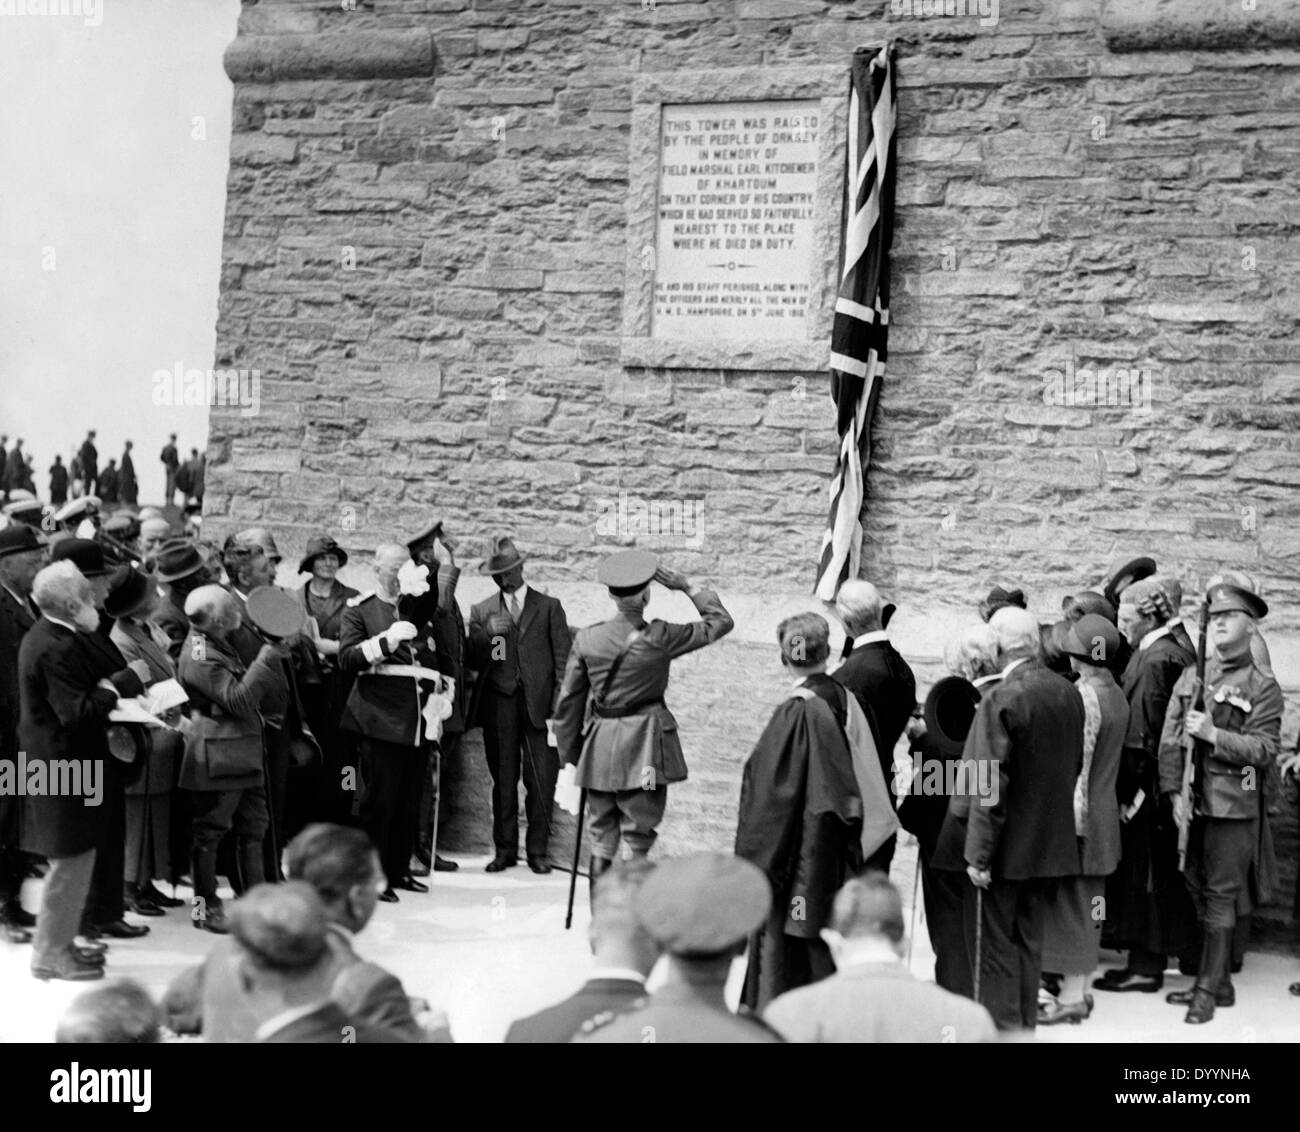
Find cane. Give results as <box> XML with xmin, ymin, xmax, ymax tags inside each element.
<box><xmin>428</xmin><ymin>745</ymin><xmax>443</xmax><ymax>890</ymax></box>
<box><xmin>906</xmin><ymin>854</ymin><xmax>921</xmax><ymax>969</ymax></box>
<box><xmin>564</xmin><ymin>788</ymin><xmax>589</xmax><ymax>930</ymax></box>
<box><xmin>972</xmin><ymin>885</ymin><xmax>984</xmax><ymax>1005</ymax></box>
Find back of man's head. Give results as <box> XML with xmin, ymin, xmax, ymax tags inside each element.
<box><xmin>836</xmin><ymin>579</ymin><xmax>883</xmax><ymax>633</ymax></box>
<box><xmin>777</xmin><ymin>612</ymin><xmax>831</xmax><ymax>670</ymax></box>
<box><xmin>229</xmin><ymin>882</ymin><xmax>330</xmax><ymax>977</ymax></box>
<box><xmin>830</xmin><ymin>872</ymin><xmax>906</xmax><ymax>945</ymax></box>
<box><xmin>988</xmin><ymin>606</ymin><xmax>1041</xmax><ymax>661</ymax></box>
<box><xmin>590</xmin><ymin>859</ymin><xmax>660</xmax><ymax>977</ymax></box>
<box><xmin>55</xmin><ymin>979</ymin><xmax>162</xmax><ymax>1044</ymax></box>
<box><xmin>285</xmin><ymin>823</ymin><xmax>378</xmax><ymax>928</ymax></box>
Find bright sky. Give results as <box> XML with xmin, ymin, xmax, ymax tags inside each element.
<box><xmin>0</xmin><ymin>0</ymin><xmax>240</xmax><ymax>502</ymax></box>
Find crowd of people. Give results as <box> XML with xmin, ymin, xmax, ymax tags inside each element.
<box><xmin>2</xmin><ymin>465</ymin><xmax>1299</xmax><ymax>1040</ymax></box>
<box><xmin>0</xmin><ymin>431</ymin><xmax>204</xmax><ymax>516</ymax></box>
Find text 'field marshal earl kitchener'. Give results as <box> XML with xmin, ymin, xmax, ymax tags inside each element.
<box><xmin>552</xmin><ymin>552</ymin><xmax>733</xmax><ymax>887</ymax></box>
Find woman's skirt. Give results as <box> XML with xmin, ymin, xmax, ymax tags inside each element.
<box><xmin>1042</xmin><ymin>875</ymin><xmax>1106</xmax><ymax>974</ymax></box>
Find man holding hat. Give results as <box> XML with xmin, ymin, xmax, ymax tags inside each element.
<box><xmin>468</xmin><ymin>536</ymin><xmax>572</xmax><ymax>873</ymax></box>
<box><xmin>0</xmin><ymin>523</ymin><xmax>46</xmax><ymax>941</ymax></box>
<box><xmin>553</xmin><ymin>552</ymin><xmax>733</xmax><ymax>887</ymax></box>
<box><xmin>404</xmin><ymin>519</ymin><xmax>466</xmax><ymax>875</ymax></box>
<box><xmin>574</xmin><ymin>852</ymin><xmax>782</xmax><ymax>1043</ymax></box>
<box><xmin>1158</xmin><ymin>582</ymin><xmax>1282</xmax><ymax>1024</ymax></box>
<box><xmin>149</xmin><ymin>539</ymin><xmax>219</xmax><ymax>661</ymax></box>
<box><xmin>1096</xmin><ymin>575</ymin><xmax>1199</xmax><ymax>996</ymax></box>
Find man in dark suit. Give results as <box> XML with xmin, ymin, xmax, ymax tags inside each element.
<box><xmin>20</xmin><ymin>561</ymin><xmax>148</xmax><ymax>980</ymax></box>
<box><xmin>224</xmin><ymin>882</ymin><xmax>404</xmax><ymax>1043</ymax></box>
<box><xmin>506</xmin><ymin>859</ymin><xmax>657</xmax><ymax>1042</ymax></box>
<box><xmin>468</xmin><ymin>536</ymin><xmax>572</xmax><ymax>873</ymax></box>
<box><xmin>47</xmin><ymin>539</ymin><xmax>153</xmax><ymax>943</ymax></box>
<box><xmin>78</xmin><ymin>431</ymin><xmax>98</xmax><ymax>497</ymax></box>
<box><xmin>160</xmin><ymin>435</ymin><xmax>179</xmax><ymax>506</ymax></box>
<box><xmin>49</xmin><ymin>455</ymin><xmax>69</xmax><ymax>506</ymax></box>
<box><xmin>119</xmin><ymin>441</ymin><xmax>138</xmax><ymax>507</ymax></box>
<box><xmin>404</xmin><ymin>519</ymin><xmax>466</xmax><ymax>874</ymax></box>
<box><xmin>0</xmin><ymin>524</ymin><xmax>45</xmax><ymax>941</ymax></box>
<box><xmin>937</xmin><ymin>606</ymin><xmax>1084</xmax><ymax>1032</ymax></box>
<box><xmin>832</xmin><ymin>579</ymin><xmax>916</xmax><ymax>875</ymax></box>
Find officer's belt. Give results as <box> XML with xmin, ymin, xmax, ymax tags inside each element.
<box><xmin>592</xmin><ymin>697</ymin><xmax>664</xmax><ymax>719</ymax></box>
<box><xmin>365</xmin><ymin>663</ymin><xmax>445</xmax><ymax>683</ymax></box>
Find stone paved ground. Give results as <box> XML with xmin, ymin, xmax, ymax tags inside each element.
<box><xmin>2</xmin><ymin>835</ymin><xmax>1296</xmax><ymax>1044</ymax></box>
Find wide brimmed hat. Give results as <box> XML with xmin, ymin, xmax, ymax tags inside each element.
<box><xmin>104</xmin><ymin>566</ymin><xmax>153</xmax><ymax>620</ymax></box>
<box><xmin>1103</xmin><ymin>555</ymin><xmax>1157</xmax><ymax>607</ymax></box>
<box><xmin>153</xmin><ymin>539</ymin><xmax>206</xmax><ymax>583</ymax></box>
<box><xmin>0</xmin><ymin>524</ymin><xmax>45</xmax><ymax>558</ymax></box>
<box><xmin>922</xmin><ymin>675</ymin><xmax>981</xmax><ymax>760</ymax></box>
<box><xmin>1061</xmin><ymin>613</ymin><xmax>1122</xmax><ymax>665</ymax></box>
<box><xmin>244</xmin><ymin>585</ymin><xmax>305</xmax><ymax>639</ymax></box>
<box><xmin>49</xmin><ymin>538</ymin><xmax>112</xmax><ymax>577</ymax></box>
<box><xmin>478</xmin><ymin>535</ymin><xmax>526</xmax><ymax>576</ymax></box>
<box><xmin>1062</xmin><ymin>591</ymin><xmax>1117</xmax><ymax>625</ymax></box>
<box><xmin>298</xmin><ymin>535</ymin><xmax>349</xmax><ymax>575</ymax></box>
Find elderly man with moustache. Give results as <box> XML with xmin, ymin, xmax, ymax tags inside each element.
<box><xmin>338</xmin><ymin>544</ymin><xmax>445</xmax><ymax>901</ymax></box>
<box><xmin>832</xmin><ymin>579</ymin><xmax>916</xmax><ymax>876</ymax></box>
<box><xmin>0</xmin><ymin>524</ymin><xmax>46</xmax><ymax>941</ymax></box>
<box><xmin>19</xmin><ymin>561</ymin><xmax>149</xmax><ymax>981</ymax></box>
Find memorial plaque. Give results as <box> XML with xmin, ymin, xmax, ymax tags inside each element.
<box><xmin>652</xmin><ymin>100</ymin><xmax>820</xmax><ymax>341</ymax></box>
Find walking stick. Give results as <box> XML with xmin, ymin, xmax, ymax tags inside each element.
<box><xmin>428</xmin><ymin>745</ymin><xmax>442</xmax><ymax>891</ymax></box>
<box><xmin>906</xmin><ymin>854</ymin><xmax>921</xmax><ymax>968</ymax></box>
<box><xmin>564</xmin><ymin>788</ymin><xmax>589</xmax><ymax>930</ymax></box>
<box><xmin>972</xmin><ymin>885</ymin><xmax>984</xmax><ymax>1004</ymax></box>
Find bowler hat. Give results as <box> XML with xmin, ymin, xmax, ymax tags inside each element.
<box><xmin>298</xmin><ymin>535</ymin><xmax>349</xmax><ymax>575</ymax></box>
<box><xmin>1061</xmin><ymin>613</ymin><xmax>1122</xmax><ymax>665</ymax></box>
<box><xmin>49</xmin><ymin>538</ymin><xmax>112</xmax><ymax>577</ymax></box>
<box><xmin>0</xmin><ymin>524</ymin><xmax>45</xmax><ymax>559</ymax></box>
<box><xmin>104</xmin><ymin>566</ymin><xmax>153</xmax><ymax>620</ymax></box>
<box><xmin>154</xmin><ymin>539</ymin><xmax>206</xmax><ymax>583</ymax></box>
<box><xmin>405</xmin><ymin>518</ymin><xmax>444</xmax><ymax>553</ymax></box>
<box><xmin>633</xmin><ymin>853</ymin><xmax>770</xmax><ymax>955</ymax></box>
<box><xmin>923</xmin><ymin>676</ymin><xmax>980</xmax><ymax>760</ymax></box>
<box><xmin>478</xmin><ymin>535</ymin><xmax>526</xmax><ymax>576</ymax></box>
<box><xmin>599</xmin><ymin>549</ymin><xmax>658</xmax><ymax>594</ymax></box>
<box><xmin>1206</xmin><ymin>583</ymin><xmax>1267</xmax><ymax>620</ymax></box>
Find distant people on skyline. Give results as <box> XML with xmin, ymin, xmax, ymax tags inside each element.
<box><xmin>161</xmin><ymin>434</ymin><xmax>180</xmax><ymax>506</ymax></box>
<box><xmin>49</xmin><ymin>455</ymin><xmax>69</xmax><ymax>506</ymax></box>
<box><xmin>78</xmin><ymin>431</ymin><xmax>98</xmax><ymax>496</ymax></box>
<box><xmin>99</xmin><ymin>459</ymin><xmax>120</xmax><ymax>506</ymax></box>
<box><xmin>120</xmin><ymin>441</ymin><xmax>138</xmax><ymax>506</ymax></box>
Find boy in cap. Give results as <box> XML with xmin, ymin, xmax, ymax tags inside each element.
<box><xmin>552</xmin><ymin>552</ymin><xmax>733</xmax><ymax>888</ymax></box>
<box><xmin>1157</xmin><ymin>582</ymin><xmax>1282</xmax><ymax>1024</ymax></box>
<box><xmin>573</xmin><ymin>852</ymin><xmax>782</xmax><ymax>1043</ymax></box>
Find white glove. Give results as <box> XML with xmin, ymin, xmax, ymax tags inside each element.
<box><xmin>385</xmin><ymin>620</ymin><xmax>418</xmax><ymax>648</ymax></box>
<box><xmin>397</xmin><ymin>560</ymin><xmax>431</xmax><ymax>597</ymax></box>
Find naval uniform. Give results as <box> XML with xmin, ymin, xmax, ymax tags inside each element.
<box><xmin>552</xmin><ymin>588</ymin><xmax>733</xmax><ymax>859</ymax></box>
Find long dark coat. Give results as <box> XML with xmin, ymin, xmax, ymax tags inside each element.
<box><xmin>1103</xmin><ymin>626</ymin><xmax>1199</xmax><ymax>956</ymax></box>
<box><xmin>17</xmin><ymin>617</ymin><xmax>143</xmax><ymax>857</ymax></box>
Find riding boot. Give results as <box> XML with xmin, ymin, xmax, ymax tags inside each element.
<box><xmin>1185</xmin><ymin>927</ymin><xmax>1231</xmax><ymax>1025</ymax></box>
<box><xmin>238</xmin><ymin>838</ymin><xmax>267</xmax><ymax>892</ymax></box>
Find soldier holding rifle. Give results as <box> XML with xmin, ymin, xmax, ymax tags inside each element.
<box><xmin>1157</xmin><ymin>583</ymin><xmax>1283</xmax><ymax>1024</ymax></box>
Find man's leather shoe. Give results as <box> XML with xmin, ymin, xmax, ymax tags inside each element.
<box><xmin>4</xmin><ymin>903</ymin><xmax>36</xmax><ymax>928</ymax></box>
<box><xmin>74</xmin><ymin>935</ymin><xmax>108</xmax><ymax>953</ymax></box>
<box><xmin>33</xmin><ymin>948</ymin><xmax>105</xmax><ymax>982</ymax></box>
<box><xmin>1167</xmin><ymin>983</ymin><xmax>1234</xmax><ymax>1007</ymax></box>
<box><xmin>125</xmin><ymin>893</ymin><xmax>165</xmax><ymax>917</ymax></box>
<box><xmin>192</xmin><ymin>906</ymin><xmax>229</xmax><ymax>934</ymax></box>
<box><xmin>378</xmin><ymin>888</ymin><xmax>399</xmax><ymax>903</ymax></box>
<box><xmin>408</xmin><ymin>857</ymin><xmax>431</xmax><ymax>878</ymax></box>
<box><xmin>485</xmin><ymin>856</ymin><xmax>517</xmax><ymax>873</ymax></box>
<box><xmin>1184</xmin><ymin>987</ymin><xmax>1218</xmax><ymax>1024</ymax></box>
<box><xmin>1</xmin><ymin>921</ymin><xmax>32</xmax><ymax>944</ymax></box>
<box><xmin>72</xmin><ymin>945</ymin><xmax>106</xmax><ymax>965</ymax></box>
<box><xmin>434</xmin><ymin>855</ymin><xmax>459</xmax><ymax>872</ymax></box>
<box><xmin>1092</xmin><ymin>969</ymin><xmax>1162</xmax><ymax>993</ymax></box>
<box><xmin>95</xmin><ymin>919</ymin><xmax>150</xmax><ymax>939</ymax></box>
<box><xmin>143</xmin><ymin>883</ymin><xmax>184</xmax><ymax>909</ymax></box>
<box><xmin>528</xmin><ymin>858</ymin><xmax>553</xmax><ymax>875</ymax></box>
<box><xmin>394</xmin><ymin>876</ymin><xmax>428</xmax><ymax>894</ymax></box>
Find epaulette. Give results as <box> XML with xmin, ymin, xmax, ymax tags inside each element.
<box><xmin>576</xmin><ymin>997</ymin><xmax>647</xmax><ymax>1037</ymax></box>
<box><xmin>346</xmin><ymin>592</ymin><xmax>373</xmax><ymax>607</ymax></box>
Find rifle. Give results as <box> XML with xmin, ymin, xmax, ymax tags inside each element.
<box><xmin>1178</xmin><ymin>600</ymin><xmax>1210</xmax><ymax>872</ymax></box>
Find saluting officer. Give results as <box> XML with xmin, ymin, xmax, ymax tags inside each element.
<box><xmin>552</xmin><ymin>551</ymin><xmax>733</xmax><ymax>887</ymax></box>
<box><xmin>573</xmin><ymin>853</ymin><xmax>782</xmax><ymax>1044</ymax></box>
<box><xmin>1158</xmin><ymin>582</ymin><xmax>1283</xmax><ymax>1024</ymax></box>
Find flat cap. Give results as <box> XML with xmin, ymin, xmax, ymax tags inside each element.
<box><xmin>598</xmin><ymin>549</ymin><xmax>658</xmax><ymax>591</ymax></box>
<box><xmin>633</xmin><ymin>852</ymin><xmax>770</xmax><ymax>955</ymax></box>
<box><xmin>1206</xmin><ymin>583</ymin><xmax>1267</xmax><ymax>620</ymax></box>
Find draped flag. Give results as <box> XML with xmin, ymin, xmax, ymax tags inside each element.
<box><xmin>814</xmin><ymin>45</ymin><xmax>897</xmax><ymax>602</ymax></box>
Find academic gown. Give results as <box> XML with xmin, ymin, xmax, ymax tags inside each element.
<box><xmin>736</xmin><ymin>673</ymin><xmax>865</xmax><ymax>1012</ymax></box>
